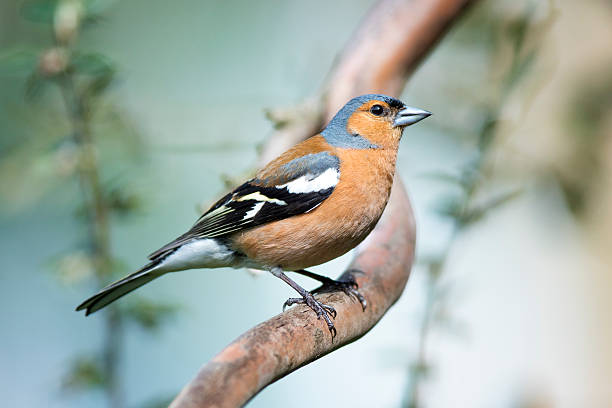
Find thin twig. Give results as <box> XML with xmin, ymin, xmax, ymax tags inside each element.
<box><xmin>58</xmin><ymin>72</ymin><xmax>124</xmax><ymax>408</ymax></box>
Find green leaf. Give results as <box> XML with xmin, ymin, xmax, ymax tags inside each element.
<box><xmin>505</xmin><ymin>3</ymin><xmax>537</xmax><ymax>57</ymax></box>
<box><xmin>462</xmin><ymin>188</ymin><xmax>523</xmax><ymax>225</ymax></box>
<box><xmin>72</xmin><ymin>52</ymin><xmax>115</xmax><ymax>77</ymax></box>
<box><xmin>78</xmin><ymin>0</ymin><xmax>119</xmax><ymax>28</ymax></box>
<box><xmin>48</xmin><ymin>250</ymin><xmax>95</xmax><ymax>285</ymax></box>
<box><xmin>433</xmin><ymin>195</ymin><xmax>464</xmax><ymax>220</ymax></box>
<box><xmin>25</xmin><ymin>72</ymin><xmax>48</xmax><ymax>100</ymax></box>
<box><xmin>506</xmin><ymin>50</ymin><xmax>537</xmax><ymax>90</ymax></box>
<box><xmin>83</xmin><ymin>0</ymin><xmax>118</xmax><ymax>16</ymax></box>
<box><xmin>123</xmin><ymin>298</ymin><xmax>179</xmax><ymax>331</ymax></box>
<box><xmin>20</xmin><ymin>0</ymin><xmax>59</xmax><ymax>24</ymax></box>
<box><xmin>62</xmin><ymin>355</ymin><xmax>106</xmax><ymax>391</ymax></box>
<box><xmin>71</xmin><ymin>53</ymin><xmax>116</xmax><ymax>97</ymax></box>
<box><xmin>106</xmin><ymin>186</ymin><xmax>141</xmax><ymax>216</ymax></box>
<box><xmin>0</xmin><ymin>49</ymin><xmax>39</xmax><ymax>77</ymax></box>
<box><xmin>477</xmin><ymin>117</ymin><xmax>498</xmax><ymax>151</ymax></box>
<box><xmin>409</xmin><ymin>361</ymin><xmax>431</xmax><ymax>378</ymax></box>
<box><xmin>83</xmin><ymin>67</ymin><xmax>115</xmax><ymax>97</ymax></box>
<box><xmin>557</xmin><ymin>180</ymin><xmax>587</xmax><ymax>215</ymax></box>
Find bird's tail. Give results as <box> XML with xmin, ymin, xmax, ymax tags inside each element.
<box><xmin>76</xmin><ymin>261</ymin><xmax>162</xmax><ymax>316</ymax></box>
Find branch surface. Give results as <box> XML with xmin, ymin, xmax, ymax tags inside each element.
<box><xmin>171</xmin><ymin>0</ymin><xmax>475</xmax><ymax>406</ymax></box>
<box><xmin>172</xmin><ymin>181</ymin><xmax>414</xmax><ymax>408</ymax></box>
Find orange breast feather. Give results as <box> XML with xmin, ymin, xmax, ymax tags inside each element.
<box><xmin>232</xmin><ymin>143</ymin><xmax>399</xmax><ymax>270</ymax></box>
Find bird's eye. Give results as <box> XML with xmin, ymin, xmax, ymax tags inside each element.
<box><xmin>370</xmin><ymin>104</ymin><xmax>384</xmax><ymax>116</ymax></box>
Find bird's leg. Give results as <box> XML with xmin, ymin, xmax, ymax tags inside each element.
<box><xmin>270</xmin><ymin>267</ymin><xmax>337</xmax><ymax>338</ymax></box>
<box><xmin>293</xmin><ymin>269</ymin><xmax>367</xmax><ymax>311</ymax></box>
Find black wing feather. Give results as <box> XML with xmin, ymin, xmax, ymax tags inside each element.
<box><xmin>147</xmin><ymin>151</ymin><xmax>340</xmax><ymax>261</ymax></box>
<box><xmin>147</xmin><ymin>181</ymin><xmax>335</xmax><ymax>260</ymax></box>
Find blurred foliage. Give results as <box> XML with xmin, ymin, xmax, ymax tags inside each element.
<box><xmin>558</xmin><ymin>70</ymin><xmax>612</xmax><ymax>215</ymax></box>
<box><xmin>63</xmin><ymin>355</ymin><xmax>107</xmax><ymax>391</ymax></box>
<box><xmin>122</xmin><ymin>297</ymin><xmax>179</xmax><ymax>331</ymax></box>
<box><xmin>0</xmin><ymin>1</ymin><xmax>177</xmax><ymax>407</ymax></box>
<box><xmin>3</xmin><ymin>0</ymin><xmax>605</xmax><ymax>406</ymax></box>
<box><xmin>49</xmin><ymin>250</ymin><xmax>96</xmax><ymax>285</ymax></box>
<box><xmin>20</xmin><ymin>0</ymin><xmax>117</xmax><ymax>26</ymax></box>
<box><xmin>403</xmin><ymin>1</ymin><xmax>558</xmax><ymax>407</ymax></box>
<box><xmin>0</xmin><ymin>49</ymin><xmax>40</xmax><ymax>76</ymax></box>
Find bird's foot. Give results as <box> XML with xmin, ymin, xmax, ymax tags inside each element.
<box><xmin>292</xmin><ymin>269</ymin><xmax>367</xmax><ymax>311</ymax></box>
<box><xmin>311</xmin><ymin>271</ymin><xmax>367</xmax><ymax>311</ymax></box>
<box><xmin>283</xmin><ymin>293</ymin><xmax>337</xmax><ymax>338</ymax></box>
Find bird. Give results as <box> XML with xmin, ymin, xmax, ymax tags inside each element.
<box><xmin>76</xmin><ymin>94</ymin><xmax>430</xmax><ymax>337</ymax></box>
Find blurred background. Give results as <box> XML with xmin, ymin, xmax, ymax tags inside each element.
<box><xmin>1</xmin><ymin>0</ymin><xmax>611</xmax><ymax>407</ymax></box>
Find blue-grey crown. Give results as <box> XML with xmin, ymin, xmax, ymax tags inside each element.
<box><xmin>321</xmin><ymin>94</ymin><xmax>405</xmax><ymax>149</ymax></box>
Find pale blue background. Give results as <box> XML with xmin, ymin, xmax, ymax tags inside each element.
<box><xmin>3</xmin><ymin>1</ymin><xmax>607</xmax><ymax>407</ymax></box>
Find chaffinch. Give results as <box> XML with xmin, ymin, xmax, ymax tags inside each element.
<box><xmin>77</xmin><ymin>94</ymin><xmax>430</xmax><ymax>336</ymax></box>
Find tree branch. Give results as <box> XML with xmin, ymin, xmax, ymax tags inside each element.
<box><xmin>259</xmin><ymin>0</ymin><xmax>475</xmax><ymax>164</ymax></box>
<box><xmin>171</xmin><ymin>0</ymin><xmax>475</xmax><ymax>407</ymax></box>
<box><xmin>171</xmin><ymin>180</ymin><xmax>414</xmax><ymax>408</ymax></box>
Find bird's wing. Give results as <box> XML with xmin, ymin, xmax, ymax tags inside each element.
<box><xmin>147</xmin><ymin>151</ymin><xmax>340</xmax><ymax>260</ymax></box>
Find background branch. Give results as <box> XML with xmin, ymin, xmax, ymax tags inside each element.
<box><xmin>171</xmin><ymin>0</ymin><xmax>476</xmax><ymax>406</ymax></box>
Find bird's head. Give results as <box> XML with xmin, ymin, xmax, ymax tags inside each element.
<box><xmin>322</xmin><ymin>94</ymin><xmax>431</xmax><ymax>150</ymax></box>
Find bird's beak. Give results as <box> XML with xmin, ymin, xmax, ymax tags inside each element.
<box><xmin>393</xmin><ymin>106</ymin><xmax>432</xmax><ymax>127</ymax></box>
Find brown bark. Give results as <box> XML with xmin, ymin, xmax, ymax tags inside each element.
<box><xmin>171</xmin><ymin>180</ymin><xmax>415</xmax><ymax>408</ymax></box>
<box><xmin>259</xmin><ymin>0</ymin><xmax>475</xmax><ymax>165</ymax></box>
<box><xmin>171</xmin><ymin>0</ymin><xmax>476</xmax><ymax>407</ymax></box>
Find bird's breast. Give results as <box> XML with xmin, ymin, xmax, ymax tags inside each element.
<box><xmin>231</xmin><ymin>147</ymin><xmax>398</xmax><ymax>270</ymax></box>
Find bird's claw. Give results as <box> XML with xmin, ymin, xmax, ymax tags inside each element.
<box><xmin>312</xmin><ymin>273</ymin><xmax>367</xmax><ymax>311</ymax></box>
<box><xmin>283</xmin><ymin>293</ymin><xmax>337</xmax><ymax>338</ymax></box>
<box><xmin>281</xmin><ymin>270</ymin><xmax>367</xmax><ymax>339</ymax></box>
